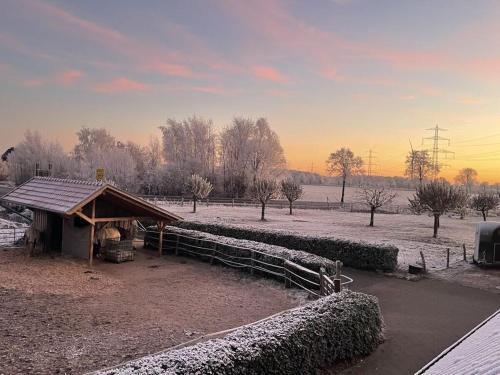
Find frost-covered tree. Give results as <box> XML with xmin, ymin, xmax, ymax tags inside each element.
<box><xmin>455</xmin><ymin>168</ymin><xmax>477</xmax><ymax>194</ymax></box>
<box><xmin>409</xmin><ymin>181</ymin><xmax>465</xmax><ymax>238</ymax></box>
<box><xmin>220</xmin><ymin>117</ymin><xmax>285</xmax><ymax>198</ymax></box>
<box><xmin>7</xmin><ymin>130</ymin><xmax>70</xmax><ymax>184</ymax></box>
<box><xmin>159</xmin><ymin>116</ymin><xmax>217</xmax><ymax>193</ymax></box>
<box><xmin>188</xmin><ymin>174</ymin><xmax>213</xmax><ymax>213</ymax></box>
<box><xmin>250</xmin><ymin>178</ymin><xmax>278</xmax><ymax>221</ymax></box>
<box><xmin>470</xmin><ymin>192</ymin><xmax>499</xmax><ymax>221</ymax></box>
<box><xmin>405</xmin><ymin>150</ymin><xmax>433</xmax><ymax>185</ymax></box>
<box><xmin>326</xmin><ymin>148</ymin><xmax>363</xmax><ymax>203</ymax></box>
<box><xmin>280</xmin><ymin>178</ymin><xmax>303</xmax><ymax>215</ymax></box>
<box><xmin>74</xmin><ymin>127</ymin><xmax>116</xmax><ymax>161</ymax></box>
<box><xmin>359</xmin><ymin>187</ymin><xmax>396</xmax><ymax>227</ymax></box>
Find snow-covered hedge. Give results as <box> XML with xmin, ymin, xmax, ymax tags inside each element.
<box><xmin>176</xmin><ymin>222</ymin><xmax>398</xmax><ymax>271</ymax></box>
<box><xmin>160</xmin><ymin>225</ymin><xmax>336</xmax><ymax>274</ymax></box>
<box><xmin>95</xmin><ymin>291</ymin><xmax>382</xmax><ymax>375</ymax></box>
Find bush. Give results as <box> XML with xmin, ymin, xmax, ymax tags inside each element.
<box><xmin>95</xmin><ymin>291</ymin><xmax>383</xmax><ymax>375</ymax></box>
<box><xmin>175</xmin><ymin>222</ymin><xmax>398</xmax><ymax>271</ymax></box>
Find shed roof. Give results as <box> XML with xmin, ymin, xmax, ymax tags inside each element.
<box><xmin>0</xmin><ymin>177</ymin><xmax>182</xmax><ymax>222</ymax></box>
<box><xmin>416</xmin><ymin>309</ymin><xmax>500</xmax><ymax>375</ymax></box>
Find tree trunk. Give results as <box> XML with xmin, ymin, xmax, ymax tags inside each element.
<box><xmin>370</xmin><ymin>207</ymin><xmax>375</xmax><ymax>227</ymax></box>
<box><xmin>289</xmin><ymin>200</ymin><xmax>293</xmax><ymax>215</ymax></box>
<box><xmin>341</xmin><ymin>177</ymin><xmax>346</xmax><ymax>203</ymax></box>
<box><xmin>193</xmin><ymin>197</ymin><xmax>197</xmax><ymax>213</ymax></box>
<box><xmin>433</xmin><ymin>214</ymin><xmax>439</xmax><ymax>238</ymax></box>
<box><xmin>261</xmin><ymin>202</ymin><xmax>266</xmax><ymax>221</ymax></box>
<box><xmin>482</xmin><ymin>210</ymin><xmax>487</xmax><ymax>221</ymax></box>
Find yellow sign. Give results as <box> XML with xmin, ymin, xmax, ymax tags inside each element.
<box><xmin>96</xmin><ymin>168</ymin><xmax>105</xmax><ymax>181</ymax></box>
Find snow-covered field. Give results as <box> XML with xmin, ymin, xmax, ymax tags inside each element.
<box><xmin>301</xmin><ymin>185</ymin><xmax>415</xmax><ymax>206</ymax></box>
<box><xmin>159</xmin><ymin>203</ymin><xmax>490</xmax><ymax>273</ymax></box>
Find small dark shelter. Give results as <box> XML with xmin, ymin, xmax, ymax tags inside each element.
<box><xmin>474</xmin><ymin>221</ymin><xmax>500</xmax><ymax>265</ymax></box>
<box><xmin>0</xmin><ymin>177</ymin><xmax>182</xmax><ymax>264</ymax></box>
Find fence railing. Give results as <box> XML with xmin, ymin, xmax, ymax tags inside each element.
<box><xmin>143</xmin><ymin>229</ymin><xmax>352</xmax><ymax>297</ymax></box>
<box><xmin>0</xmin><ymin>227</ymin><xmax>26</xmax><ymax>247</ymax></box>
<box><xmin>139</xmin><ymin>195</ymin><xmax>411</xmax><ymax>214</ymax></box>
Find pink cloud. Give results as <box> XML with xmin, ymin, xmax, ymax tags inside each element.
<box><xmin>93</xmin><ymin>77</ymin><xmax>150</xmax><ymax>93</ymax></box>
<box><xmin>459</xmin><ymin>97</ymin><xmax>481</xmax><ymax>105</ymax></box>
<box><xmin>22</xmin><ymin>79</ymin><xmax>45</xmax><ymax>87</ymax></box>
<box><xmin>192</xmin><ymin>86</ymin><xmax>227</xmax><ymax>94</ymax></box>
<box><xmin>252</xmin><ymin>65</ymin><xmax>289</xmax><ymax>83</ymax></box>
<box><xmin>322</xmin><ymin>67</ymin><xmax>339</xmax><ymax>80</ymax></box>
<box><xmin>55</xmin><ymin>69</ymin><xmax>84</xmax><ymax>85</ymax></box>
<box><xmin>149</xmin><ymin>62</ymin><xmax>194</xmax><ymax>78</ymax></box>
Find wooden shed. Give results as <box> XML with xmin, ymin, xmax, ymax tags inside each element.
<box><xmin>0</xmin><ymin>177</ymin><xmax>182</xmax><ymax>264</ymax></box>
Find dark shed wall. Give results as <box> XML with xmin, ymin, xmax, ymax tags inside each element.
<box><xmin>62</xmin><ymin>217</ymin><xmax>91</xmax><ymax>259</ymax></box>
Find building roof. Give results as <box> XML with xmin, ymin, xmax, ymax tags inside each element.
<box><xmin>416</xmin><ymin>309</ymin><xmax>500</xmax><ymax>375</ymax></box>
<box><xmin>0</xmin><ymin>177</ymin><xmax>182</xmax><ymax>222</ymax></box>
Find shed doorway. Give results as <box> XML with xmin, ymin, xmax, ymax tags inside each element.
<box><xmin>48</xmin><ymin>213</ymin><xmax>63</xmax><ymax>252</ymax></box>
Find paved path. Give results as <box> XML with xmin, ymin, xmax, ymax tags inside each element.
<box><xmin>339</xmin><ymin>269</ymin><xmax>500</xmax><ymax>375</ymax></box>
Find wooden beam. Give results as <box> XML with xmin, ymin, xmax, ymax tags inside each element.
<box><xmin>92</xmin><ymin>216</ymin><xmax>140</xmax><ymax>223</ymax></box>
<box><xmin>89</xmin><ymin>199</ymin><xmax>96</xmax><ymax>267</ymax></box>
<box><xmin>157</xmin><ymin>220</ymin><xmax>166</xmax><ymax>256</ymax></box>
<box><xmin>75</xmin><ymin>211</ymin><xmax>94</xmax><ymax>225</ymax></box>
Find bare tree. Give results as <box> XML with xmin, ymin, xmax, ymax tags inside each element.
<box><xmin>188</xmin><ymin>174</ymin><xmax>213</xmax><ymax>213</ymax></box>
<box><xmin>409</xmin><ymin>181</ymin><xmax>465</xmax><ymax>238</ymax></box>
<box><xmin>470</xmin><ymin>192</ymin><xmax>499</xmax><ymax>221</ymax></box>
<box><xmin>455</xmin><ymin>191</ymin><xmax>470</xmax><ymax>220</ymax></box>
<box><xmin>280</xmin><ymin>178</ymin><xmax>303</xmax><ymax>215</ymax></box>
<box><xmin>454</xmin><ymin>168</ymin><xmax>478</xmax><ymax>194</ymax></box>
<box><xmin>326</xmin><ymin>148</ymin><xmax>363</xmax><ymax>203</ymax></box>
<box><xmin>249</xmin><ymin>178</ymin><xmax>278</xmax><ymax>221</ymax></box>
<box><xmin>359</xmin><ymin>187</ymin><xmax>396</xmax><ymax>227</ymax></box>
<box><xmin>405</xmin><ymin>150</ymin><xmax>433</xmax><ymax>185</ymax></box>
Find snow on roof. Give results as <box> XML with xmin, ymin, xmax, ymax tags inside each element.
<box><xmin>416</xmin><ymin>309</ymin><xmax>500</xmax><ymax>375</ymax></box>
<box><xmin>0</xmin><ymin>177</ymin><xmax>104</xmax><ymax>214</ymax></box>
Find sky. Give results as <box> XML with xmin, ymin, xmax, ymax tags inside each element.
<box><xmin>1</xmin><ymin>0</ymin><xmax>500</xmax><ymax>182</ymax></box>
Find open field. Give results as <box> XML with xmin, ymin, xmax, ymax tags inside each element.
<box><xmin>0</xmin><ymin>247</ymin><xmax>302</xmax><ymax>375</ymax></box>
<box><xmin>301</xmin><ymin>184</ymin><xmax>416</xmax><ymax>206</ymax></box>
<box><xmin>162</xmin><ymin>204</ymin><xmax>493</xmax><ymax>274</ymax></box>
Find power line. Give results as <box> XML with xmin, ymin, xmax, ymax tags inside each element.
<box><xmin>365</xmin><ymin>149</ymin><xmax>377</xmax><ymax>177</ymax></box>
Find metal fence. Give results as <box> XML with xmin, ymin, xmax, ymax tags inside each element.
<box><xmin>139</xmin><ymin>195</ymin><xmax>412</xmax><ymax>214</ymax></box>
<box><xmin>0</xmin><ymin>227</ymin><xmax>26</xmax><ymax>247</ymax></box>
<box><xmin>144</xmin><ymin>229</ymin><xmax>352</xmax><ymax>297</ymax></box>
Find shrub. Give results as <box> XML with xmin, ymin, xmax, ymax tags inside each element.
<box><xmin>175</xmin><ymin>222</ymin><xmax>399</xmax><ymax>271</ymax></box>
<box><xmin>95</xmin><ymin>291</ymin><xmax>383</xmax><ymax>375</ymax></box>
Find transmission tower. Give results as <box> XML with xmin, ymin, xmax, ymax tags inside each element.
<box><xmin>365</xmin><ymin>149</ymin><xmax>377</xmax><ymax>177</ymax></box>
<box><xmin>422</xmin><ymin>125</ymin><xmax>454</xmax><ymax>178</ymax></box>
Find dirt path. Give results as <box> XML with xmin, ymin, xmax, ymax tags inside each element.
<box><xmin>336</xmin><ymin>269</ymin><xmax>500</xmax><ymax>375</ymax></box>
<box><xmin>0</xmin><ymin>248</ymin><xmax>303</xmax><ymax>375</ymax></box>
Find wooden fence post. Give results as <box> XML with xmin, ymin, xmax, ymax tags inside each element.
<box><xmin>463</xmin><ymin>244</ymin><xmax>467</xmax><ymax>261</ymax></box>
<box><xmin>319</xmin><ymin>267</ymin><xmax>325</xmax><ymax>296</ymax></box>
<box><xmin>420</xmin><ymin>251</ymin><xmax>427</xmax><ymax>272</ymax></box>
<box><xmin>250</xmin><ymin>250</ymin><xmax>255</xmax><ymax>275</ymax></box>
<box><xmin>284</xmin><ymin>261</ymin><xmax>291</xmax><ymax>288</ymax></box>
<box><xmin>334</xmin><ymin>260</ymin><xmax>342</xmax><ymax>293</ymax></box>
<box><xmin>175</xmin><ymin>235</ymin><xmax>179</xmax><ymax>256</ymax></box>
<box><xmin>446</xmin><ymin>248</ymin><xmax>450</xmax><ymax>268</ymax></box>
<box><xmin>210</xmin><ymin>243</ymin><xmax>216</xmax><ymax>265</ymax></box>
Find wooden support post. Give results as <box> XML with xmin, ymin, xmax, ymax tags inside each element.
<box><xmin>420</xmin><ymin>251</ymin><xmax>427</xmax><ymax>273</ymax></box>
<box><xmin>89</xmin><ymin>199</ymin><xmax>96</xmax><ymax>267</ymax></box>
<box><xmin>446</xmin><ymin>248</ymin><xmax>450</xmax><ymax>268</ymax></box>
<box><xmin>334</xmin><ymin>260</ymin><xmax>342</xmax><ymax>293</ymax></box>
<box><xmin>463</xmin><ymin>244</ymin><xmax>467</xmax><ymax>261</ymax></box>
<box><xmin>319</xmin><ymin>267</ymin><xmax>325</xmax><ymax>296</ymax></box>
<box><xmin>250</xmin><ymin>250</ymin><xmax>255</xmax><ymax>275</ymax></box>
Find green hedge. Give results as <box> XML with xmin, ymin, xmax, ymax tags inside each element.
<box><xmin>176</xmin><ymin>222</ymin><xmax>398</xmax><ymax>271</ymax></box>
<box><xmin>95</xmin><ymin>291</ymin><xmax>383</xmax><ymax>375</ymax></box>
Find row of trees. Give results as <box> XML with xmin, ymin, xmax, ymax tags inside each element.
<box><xmin>2</xmin><ymin>116</ymin><xmax>286</xmax><ymax>197</ymax></box>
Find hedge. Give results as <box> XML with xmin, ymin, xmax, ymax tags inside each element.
<box><xmin>95</xmin><ymin>290</ymin><xmax>383</xmax><ymax>375</ymax></box>
<box><xmin>176</xmin><ymin>222</ymin><xmax>399</xmax><ymax>271</ymax></box>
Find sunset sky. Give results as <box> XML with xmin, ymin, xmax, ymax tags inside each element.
<box><xmin>1</xmin><ymin>0</ymin><xmax>500</xmax><ymax>182</ymax></box>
